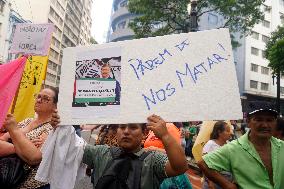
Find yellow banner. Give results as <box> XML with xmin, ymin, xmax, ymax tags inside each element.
<box><xmin>192</xmin><ymin>121</ymin><xmax>232</xmax><ymax>162</ymax></box>
<box><xmin>12</xmin><ymin>56</ymin><xmax>48</xmax><ymax>122</ymax></box>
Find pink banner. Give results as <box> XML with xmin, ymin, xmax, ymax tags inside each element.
<box><xmin>0</xmin><ymin>57</ymin><xmax>27</xmax><ymax>128</ymax></box>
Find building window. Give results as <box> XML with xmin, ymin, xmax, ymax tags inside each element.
<box><xmin>261</xmin><ymin>82</ymin><xmax>269</xmax><ymax>91</ymax></box>
<box><xmin>251</xmin><ymin>31</ymin><xmax>259</xmax><ymax>40</ymax></box>
<box><xmin>251</xmin><ymin>63</ymin><xmax>259</xmax><ymax>72</ymax></box>
<box><xmin>117</xmin><ymin>21</ymin><xmax>126</xmax><ymax>29</ymax></box>
<box><xmin>263</xmin><ymin>4</ymin><xmax>271</xmax><ymax>13</ymax></box>
<box><xmin>56</xmin><ymin>76</ymin><xmax>60</xmax><ymax>86</ymax></box>
<box><xmin>251</xmin><ymin>47</ymin><xmax>259</xmax><ymax>56</ymax></box>
<box><xmin>280</xmin><ymin>0</ymin><xmax>284</xmax><ymax>7</ymax></box>
<box><xmin>50</xmin><ymin>49</ymin><xmax>59</xmax><ymax>60</ymax></box>
<box><xmin>52</xmin><ymin>62</ymin><xmax>57</xmax><ymax>71</ymax></box>
<box><xmin>280</xmin><ymin>13</ymin><xmax>284</xmax><ymax>25</ymax></box>
<box><xmin>48</xmin><ymin>61</ymin><xmax>57</xmax><ymax>72</ymax></box>
<box><xmin>250</xmin><ymin>80</ymin><xmax>258</xmax><ymax>89</ymax></box>
<box><xmin>262</xmin><ymin>20</ymin><xmax>270</xmax><ymax>28</ymax></box>
<box><xmin>0</xmin><ymin>0</ymin><xmax>5</xmax><ymax>14</ymax></box>
<box><xmin>57</xmin><ymin>65</ymin><xmax>61</xmax><ymax>75</ymax></box>
<box><xmin>48</xmin><ymin>61</ymin><xmax>53</xmax><ymax>69</ymax></box>
<box><xmin>120</xmin><ymin>0</ymin><xmax>127</xmax><ymax>7</ymax></box>
<box><xmin>281</xmin><ymin>87</ymin><xmax>284</xmax><ymax>95</ymax></box>
<box><xmin>51</xmin><ymin>37</ymin><xmax>60</xmax><ymax>48</ymax></box>
<box><xmin>208</xmin><ymin>13</ymin><xmax>218</xmax><ymax>25</ymax></box>
<box><xmin>261</xmin><ymin>66</ymin><xmax>269</xmax><ymax>75</ymax></box>
<box><xmin>46</xmin><ymin>73</ymin><xmax>56</xmax><ymax>83</ymax></box>
<box><xmin>262</xmin><ymin>50</ymin><xmax>267</xmax><ymax>59</ymax></box>
<box><xmin>262</xmin><ymin>35</ymin><xmax>269</xmax><ymax>44</ymax></box>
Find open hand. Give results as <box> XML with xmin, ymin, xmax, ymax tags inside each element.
<box><xmin>146</xmin><ymin>114</ymin><xmax>168</xmax><ymax>140</ymax></box>
<box><xmin>3</xmin><ymin>114</ymin><xmax>18</xmax><ymax>132</ymax></box>
<box><xmin>50</xmin><ymin>109</ymin><xmax>60</xmax><ymax>129</ymax></box>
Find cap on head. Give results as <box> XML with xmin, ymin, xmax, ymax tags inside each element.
<box><xmin>247</xmin><ymin>101</ymin><xmax>278</xmax><ymax>118</ymax></box>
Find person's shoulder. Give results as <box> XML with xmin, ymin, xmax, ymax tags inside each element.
<box><xmin>205</xmin><ymin>140</ymin><xmax>216</xmax><ymax>145</ymax></box>
<box><xmin>85</xmin><ymin>144</ymin><xmax>111</xmax><ymax>155</ymax></box>
<box><xmin>271</xmin><ymin>137</ymin><xmax>284</xmax><ymax>147</ymax></box>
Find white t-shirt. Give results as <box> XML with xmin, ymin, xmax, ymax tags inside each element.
<box><xmin>202</xmin><ymin>140</ymin><xmax>220</xmax><ymax>154</ymax></box>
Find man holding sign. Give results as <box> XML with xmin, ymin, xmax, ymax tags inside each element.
<box><xmin>32</xmin><ymin>112</ymin><xmax>188</xmax><ymax>189</ymax></box>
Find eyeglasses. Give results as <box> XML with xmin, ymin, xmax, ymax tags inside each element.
<box><xmin>34</xmin><ymin>94</ymin><xmax>52</xmax><ymax>103</ymax></box>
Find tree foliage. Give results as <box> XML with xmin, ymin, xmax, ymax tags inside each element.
<box><xmin>90</xmin><ymin>36</ymin><xmax>97</xmax><ymax>44</ymax></box>
<box><xmin>265</xmin><ymin>26</ymin><xmax>284</xmax><ymax>74</ymax></box>
<box><xmin>128</xmin><ymin>0</ymin><xmax>264</xmax><ymax>40</ymax></box>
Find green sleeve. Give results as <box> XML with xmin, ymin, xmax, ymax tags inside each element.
<box><xmin>203</xmin><ymin>143</ymin><xmax>231</xmax><ymax>172</ymax></box>
<box><xmin>82</xmin><ymin>144</ymin><xmax>109</xmax><ymax>168</ymax></box>
<box><xmin>189</xmin><ymin>127</ymin><xmax>197</xmax><ymax>134</ymax></box>
<box><xmin>152</xmin><ymin>151</ymin><xmax>168</xmax><ymax>181</ymax></box>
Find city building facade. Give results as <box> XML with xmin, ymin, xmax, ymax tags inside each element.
<box><xmin>107</xmin><ymin>0</ymin><xmax>135</xmax><ymax>42</ymax></box>
<box><xmin>198</xmin><ymin>0</ymin><xmax>284</xmax><ymax>113</ymax></box>
<box><xmin>0</xmin><ymin>0</ymin><xmax>11</xmax><ymax>64</ymax></box>
<box><xmin>107</xmin><ymin>0</ymin><xmax>284</xmax><ymax>114</ymax></box>
<box><xmin>10</xmin><ymin>0</ymin><xmax>93</xmax><ymax>87</ymax></box>
<box><xmin>3</xmin><ymin>10</ymin><xmax>29</xmax><ymax>63</ymax></box>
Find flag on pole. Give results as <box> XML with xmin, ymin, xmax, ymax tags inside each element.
<box><xmin>0</xmin><ymin>57</ymin><xmax>27</xmax><ymax>128</ymax></box>
<box><xmin>12</xmin><ymin>56</ymin><xmax>48</xmax><ymax>122</ymax></box>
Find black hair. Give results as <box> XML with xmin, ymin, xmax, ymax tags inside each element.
<box><xmin>44</xmin><ymin>86</ymin><xmax>59</xmax><ymax>104</ymax></box>
<box><xmin>210</xmin><ymin>121</ymin><xmax>228</xmax><ymax>140</ymax></box>
<box><xmin>141</xmin><ymin>123</ymin><xmax>147</xmax><ymax>131</ymax></box>
<box><xmin>118</xmin><ymin>123</ymin><xmax>147</xmax><ymax>131</ymax></box>
<box><xmin>277</xmin><ymin>117</ymin><xmax>284</xmax><ymax>137</ymax></box>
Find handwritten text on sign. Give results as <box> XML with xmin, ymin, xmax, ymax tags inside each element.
<box><xmin>10</xmin><ymin>23</ymin><xmax>54</xmax><ymax>56</ymax></box>
<box><xmin>128</xmin><ymin>40</ymin><xmax>228</xmax><ymax>111</ymax></box>
<box><xmin>58</xmin><ymin>29</ymin><xmax>242</xmax><ymax>124</ymax></box>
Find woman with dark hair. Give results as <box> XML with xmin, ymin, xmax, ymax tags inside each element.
<box><xmin>1</xmin><ymin>87</ymin><xmax>58</xmax><ymax>189</ymax></box>
<box><xmin>202</xmin><ymin>121</ymin><xmax>232</xmax><ymax>189</ymax></box>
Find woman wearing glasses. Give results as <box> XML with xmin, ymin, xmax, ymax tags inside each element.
<box><xmin>0</xmin><ymin>87</ymin><xmax>58</xmax><ymax>189</ymax></box>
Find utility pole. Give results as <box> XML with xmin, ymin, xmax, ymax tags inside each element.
<box><xmin>189</xmin><ymin>0</ymin><xmax>198</xmax><ymax>32</ymax></box>
<box><xmin>277</xmin><ymin>69</ymin><xmax>281</xmax><ymax>114</ymax></box>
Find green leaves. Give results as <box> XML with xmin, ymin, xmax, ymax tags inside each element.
<box><xmin>128</xmin><ymin>0</ymin><xmax>265</xmax><ymax>46</ymax></box>
<box><xmin>265</xmin><ymin>26</ymin><xmax>284</xmax><ymax>74</ymax></box>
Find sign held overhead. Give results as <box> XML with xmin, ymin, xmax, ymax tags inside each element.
<box><xmin>10</xmin><ymin>23</ymin><xmax>54</xmax><ymax>56</ymax></box>
<box><xmin>58</xmin><ymin>28</ymin><xmax>242</xmax><ymax>125</ymax></box>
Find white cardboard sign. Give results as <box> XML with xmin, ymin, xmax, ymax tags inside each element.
<box><xmin>59</xmin><ymin>29</ymin><xmax>242</xmax><ymax>124</ymax></box>
<box><xmin>10</xmin><ymin>23</ymin><xmax>54</xmax><ymax>56</ymax></box>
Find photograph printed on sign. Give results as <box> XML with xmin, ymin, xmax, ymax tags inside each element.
<box><xmin>72</xmin><ymin>48</ymin><xmax>121</xmax><ymax>119</ymax></box>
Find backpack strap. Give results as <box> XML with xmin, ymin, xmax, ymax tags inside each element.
<box><xmin>131</xmin><ymin>151</ymin><xmax>151</xmax><ymax>189</ymax></box>
<box><xmin>101</xmin><ymin>146</ymin><xmax>123</xmax><ymax>176</ymax></box>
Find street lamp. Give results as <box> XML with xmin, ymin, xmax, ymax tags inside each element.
<box><xmin>188</xmin><ymin>0</ymin><xmax>198</xmax><ymax>32</ymax></box>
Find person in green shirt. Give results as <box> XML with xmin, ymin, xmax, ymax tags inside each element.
<box><xmin>51</xmin><ymin>113</ymin><xmax>188</xmax><ymax>189</ymax></box>
<box><xmin>198</xmin><ymin>101</ymin><xmax>284</xmax><ymax>189</ymax></box>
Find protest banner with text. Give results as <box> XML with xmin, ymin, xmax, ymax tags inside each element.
<box><xmin>10</xmin><ymin>23</ymin><xmax>54</xmax><ymax>56</ymax></box>
<box><xmin>59</xmin><ymin>29</ymin><xmax>242</xmax><ymax>124</ymax></box>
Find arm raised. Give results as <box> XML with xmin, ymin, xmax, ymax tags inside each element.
<box><xmin>147</xmin><ymin>115</ymin><xmax>188</xmax><ymax>177</ymax></box>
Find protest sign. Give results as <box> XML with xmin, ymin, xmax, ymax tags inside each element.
<box><xmin>10</xmin><ymin>23</ymin><xmax>54</xmax><ymax>56</ymax></box>
<box><xmin>59</xmin><ymin>28</ymin><xmax>242</xmax><ymax>124</ymax></box>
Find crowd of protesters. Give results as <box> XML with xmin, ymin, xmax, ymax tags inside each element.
<box><xmin>1</xmin><ymin>96</ymin><xmax>284</xmax><ymax>189</ymax></box>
